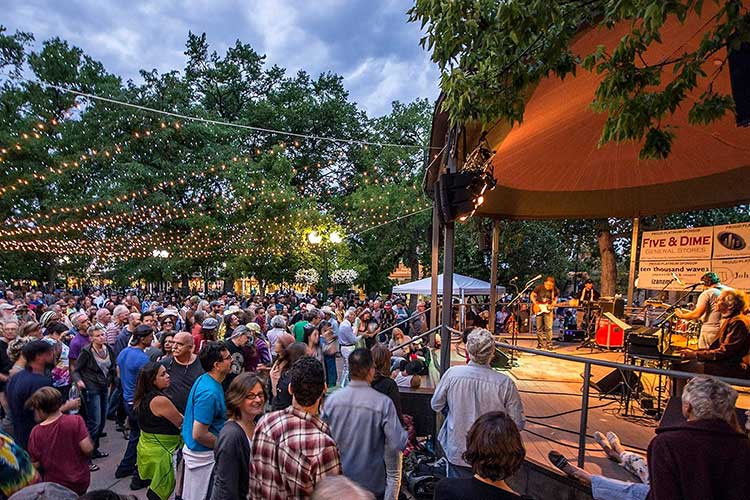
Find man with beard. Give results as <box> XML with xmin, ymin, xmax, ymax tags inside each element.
<box><xmin>6</xmin><ymin>340</ymin><xmax>80</xmax><ymax>448</ymax></box>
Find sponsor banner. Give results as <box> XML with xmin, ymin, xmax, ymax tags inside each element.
<box><xmin>711</xmin><ymin>258</ymin><xmax>750</xmax><ymax>291</ymax></box>
<box><xmin>712</xmin><ymin>222</ymin><xmax>750</xmax><ymax>259</ymax></box>
<box><xmin>637</xmin><ymin>261</ymin><xmax>712</xmax><ymax>291</ymax></box>
<box><xmin>640</xmin><ymin>226</ymin><xmax>713</xmax><ymax>261</ymax></box>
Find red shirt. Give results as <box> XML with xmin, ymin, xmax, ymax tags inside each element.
<box><xmin>27</xmin><ymin>414</ymin><xmax>90</xmax><ymax>495</ymax></box>
<box><xmin>191</xmin><ymin>324</ymin><xmax>204</xmax><ymax>354</ymax></box>
<box><xmin>250</xmin><ymin>406</ymin><xmax>341</xmax><ymax>499</ymax></box>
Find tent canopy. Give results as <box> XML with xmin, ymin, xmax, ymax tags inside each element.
<box><xmin>426</xmin><ymin>3</ymin><xmax>750</xmax><ymax>219</ymax></box>
<box><xmin>392</xmin><ymin>273</ymin><xmax>505</xmax><ymax>296</ymax></box>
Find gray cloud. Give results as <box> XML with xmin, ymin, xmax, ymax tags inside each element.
<box><xmin>4</xmin><ymin>0</ymin><xmax>439</xmax><ymax>117</ymax></box>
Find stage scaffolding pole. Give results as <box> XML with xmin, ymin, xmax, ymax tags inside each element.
<box><xmin>430</xmin><ymin>203</ymin><xmax>440</xmax><ymax>346</ymax></box>
<box><xmin>440</xmin><ymin>221</ymin><xmax>455</xmax><ymax>375</ymax></box>
<box><xmin>488</xmin><ymin>220</ymin><xmax>500</xmax><ymax>333</ymax></box>
<box><xmin>627</xmin><ymin>217</ymin><xmax>640</xmax><ymax>308</ymax></box>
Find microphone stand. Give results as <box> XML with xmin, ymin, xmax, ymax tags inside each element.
<box><xmin>503</xmin><ymin>277</ymin><xmax>538</xmax><ymax>366</ymax></box>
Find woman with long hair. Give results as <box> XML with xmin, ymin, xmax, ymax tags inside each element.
<box><xmin>209</xmin><ymin>372</ymin><xmax>266</xmax><ymax>500</ymax></box>
<box><xmin>133</xmin><ymin>362</ymin><xmax>183</xmax><ymax>500</ymax></box>
<box><xmin>270</xmin><ymin>342</ymin><xmax>308</xmax><ymax>411</ymax></box>
<box><xmin>268</xmin><ymin>333</ymin><xmax>296</xmax><ymax>395</ymax></box>
<box><xmin>303</xmin><ymin>324</ymin><xmax>324</xmax><ymax>369</ymax></box>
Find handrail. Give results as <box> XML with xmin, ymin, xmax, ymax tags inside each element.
<box><xmin>491</xmin><ymin>340</ymin><xmax>750</xmax><ymax>468</ymax></box>
<box><xmin>376</xmin><ymin>307</ymin><xmax>432</xmax><ymax>338</ymax></box>
<box><xmin>495</xmin><ymin>341</ymin><xmax>750</xmax><ymax>387</ymax></box>
<box><xmin>388</xmin><ymin>325</ymin><xmax>442</xmax><ymax>353</ymax></box>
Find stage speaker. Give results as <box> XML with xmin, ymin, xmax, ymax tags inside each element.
<box><xmin>562</xmin><ymin>329</ymin><xmax>585</xmax><ymax>342</ymax></box>
<box><xmin>599</xmin><ymin>297</ymin><xmax>625</xmax><ymax>318</ymax></box>
<box><xmin>729</xmin><ymin>30</ymin><xmax>750</xmax><ymax>127</ymax></box>
<box><xmin>491</xmin><ymin>348</ymin><xmax>512</xmax><ymax>369</ymax></box>
<box><xmin>590</xmin><ymin>369</ymin><xmax>641</xmax><ymax>396</ymax></box>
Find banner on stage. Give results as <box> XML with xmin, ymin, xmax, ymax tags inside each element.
<box><xmin>640</xmin><ymin>227</ymin><xmax>714</xmax><ymax>261</ymax></box>
<box><xmin>712</xmin><ymin>222</ymin><xmax>750</xmax><ymax>259</ymax></box>
<box><xmin>711</xmin><ymin>258</ymin><xmax>750</xmax><ymax>290</ymax></box>
<box><xmin>637</xmin><ymin>261</ymin><xmax>712</xmax><ymax>291</ymax></box>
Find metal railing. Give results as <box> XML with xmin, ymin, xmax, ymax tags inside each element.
<box><xmin>494</xmin><ymin>341</ymin><xmax>750</xmax><ymax>467</ymax></box>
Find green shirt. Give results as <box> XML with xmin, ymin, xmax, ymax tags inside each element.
<box><xmin>292</xmin><ymin>320</ymin><xmax>309</xmax><ymax>342</ymax></box>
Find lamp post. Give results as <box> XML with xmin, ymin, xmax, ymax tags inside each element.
<box><xmin>307</xmin><ymin>230</ymin><xmax>343</xmax><ymax>301</ymax></box>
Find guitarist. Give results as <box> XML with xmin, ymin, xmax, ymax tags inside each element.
<box><xmin>531</xmin><ymin>276</ymin><xmax>559</xmax><ymax>350</ymax></box>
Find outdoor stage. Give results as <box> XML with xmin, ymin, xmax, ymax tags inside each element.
<box><xmin>439</xmin><ymin>336</ymin><xmax>750</xmax><ymax>483</ymax></box>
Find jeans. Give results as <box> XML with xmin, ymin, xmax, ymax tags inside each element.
<box><xmin>107</xmin><ymin>381</ymin><xmax>125</xmax><ymax>424</ymax></box>
<box><xmin>116</xmin><ymin>401</ymin><xmax>140</xmax><ymax>478</ymax></box>
<box><xmin>340</xmin><ymin>345</ymin><xmax>356</xmax><ymax>388</ymax></box>
<box><xmin>446</xmin><ymin>461</ymin><xmax>473</xmax><ymax>478</ymax></box>
<box><xmin>84</xmin><ymin>390</ymin><xmax>108</xmax><ymax>450</ymax></box>
<box><xmin>591</xmin><ymin>476</ymin><xmax>649</xmax><ymax>500</ymax></box>
<box><xmin>535</xmin><ymin>312</ymin><xmax>553</xmax><ymax>347</ymax></box>
<box><xmin>324</xmin><ymin>353</ymin><xmax>338</xmax><ymax>387</ymax></box>
<box><xmin>384</xmin><ymin>450</ymin><xmax>403</xmax><ymax>500</ymax></box>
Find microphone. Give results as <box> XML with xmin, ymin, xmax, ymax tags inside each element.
<box><xmin>509</xmin><ymin>276</ymin><xmax>518</xmax><ymax>283</ymax></box>
<box><xmin>671</xmin><ymin>272</ymin><xmax>684</xmax><ymax>286</ymax></box>
<box><xmin>684</xmin><ymin>282</ymin><xmax>702</xmax><ymax>288</ymax></box>
<box><xmin>530</xmin><ymin>274</ymin><xmax>542</xmax><ymax>282</ymax></box>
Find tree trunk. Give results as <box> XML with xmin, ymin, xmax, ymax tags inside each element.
<box><xmin>259</xmin><ymin>279</ymin><xmax>266</xmax><ymax>298</ymax></box>
<box><xmin>223</xmin><ymin>277</ymin><xmax>235</xmax><ymax>294</ymax></box>
<box><xmin>181</xmin><ymin>273</ymin><xmax>189</xmax><ymax>295</ymax></box>
<box><xmin>47</xmin><ymin>259</ymin><xmax>57</xmax><ymax>292</ymax></box>
<box><xmin>596</xmin><ymin>220</ymin><xmax>618</xmax><ymax>296</ymax></box>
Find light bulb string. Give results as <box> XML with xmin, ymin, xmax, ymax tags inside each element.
<box><xmin>27</xmin><ymin>80</ymin><xmax>435</xmax><ymax>151</ymax></box>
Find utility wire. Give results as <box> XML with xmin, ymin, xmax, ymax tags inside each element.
<box><xmin>27</xmin><ymin>80</ymin><xmax>436</xmax><ymax>151</ymax></box>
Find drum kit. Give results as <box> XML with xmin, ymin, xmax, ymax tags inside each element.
<box><xmin>577</xmin><ymin>298</ymin><xmax>701</xmax><ymax>351</ymax></box>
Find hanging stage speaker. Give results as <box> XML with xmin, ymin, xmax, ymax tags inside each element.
<box><xmin>590</xmin><ymin>369</ymin><xmax>641</xmax><ymax>396</ymax></box>
<box><xmin>729</xmin><ymin>34</ymin><xmax>750</xmax><ymax>127</ymax></box>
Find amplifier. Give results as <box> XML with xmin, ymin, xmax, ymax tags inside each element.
<box><xmin>561</xmin><ymin>329</ymin><xmax>585</xmax><ymax>341</ymax></box>
<box><xmin>598</xmin><ymin>297</ymin><xmax>625</xmax><ymax>318</ymax></box>
<box><xmin>626</xmin><ymin>329</ymin><xmax>660</xmax><ymax>357</ymax></box>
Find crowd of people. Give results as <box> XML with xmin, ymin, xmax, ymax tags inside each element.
<box><xmin>2</xmin><ymin>283</ymin><xmax>749</xmax><ymax>500</ymax></box>
<box><xmin>0</xmin><ymin>286</ymin><xmax>527</xmax><ymax>500</ymax></box>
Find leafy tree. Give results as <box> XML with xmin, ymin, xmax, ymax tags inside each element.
<box><xmin>409</xmin><ymin>0</ymin><xmax>749</xmax><ymax>159</ymax></box>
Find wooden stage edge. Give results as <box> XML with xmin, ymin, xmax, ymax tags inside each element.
<box><xmin>434</xmin><ymin>337</ymin><xmax>750</xmax><ymax>483</ymax></box>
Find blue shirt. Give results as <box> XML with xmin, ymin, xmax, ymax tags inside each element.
<box><xmin>322</xmin><ymin>380</ymin><xmax>407</xmax><ymax>496</ymax></box>
<box><xmin>337</xmin><ymin>319</ymin><xmax>360</xmax><ymax>346</ymax></box>
<box><xmin>182</xmin><ymin>373</ymin><xmax>227</xmax><ymax>452</ymax></box>
<box><xmin>431</xmin><ymin>361</ymin><xmax>525</xmax><ymax>467</ymax></box>
<box><xmin>117</xmin><ymin>347</ymin><xmax>149</xmax><ymax>403</ymax></box>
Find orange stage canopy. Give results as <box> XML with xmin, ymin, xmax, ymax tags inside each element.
<box><xmin>428</xmin><ymin>6</ymin><xmax>750</xmax><ymax>219</ymax></box>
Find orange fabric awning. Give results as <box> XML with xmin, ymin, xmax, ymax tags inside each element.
<box><xmin>428</xmin><ymin>5</ymin><xmax>750</xmax><ymax>219</ymax></box>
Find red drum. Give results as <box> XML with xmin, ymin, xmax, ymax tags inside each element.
<box><xmin>595</xmin><ymin>319</ymin><xmax>625</xmax><ymax>349</ymax></box>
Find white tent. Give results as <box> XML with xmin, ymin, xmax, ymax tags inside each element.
<box><xmin>392</xmin><ymin>273</ymin><xmax>505</xmax><ymax>296</ymax></box>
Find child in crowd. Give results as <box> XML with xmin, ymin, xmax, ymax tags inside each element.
<box><xmin>26</xmin><ymin>386</ymin><xmax>93</xmax><ymax>495</ymax></box>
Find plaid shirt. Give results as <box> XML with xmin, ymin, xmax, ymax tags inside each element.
<box><xmin>250</xmin><ymin>406</ymin><xmax>341</xmax><ymax>499</ymax></box>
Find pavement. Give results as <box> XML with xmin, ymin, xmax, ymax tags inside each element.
<box><xmin>88</xmin><ymin>419</ymin><xmax>148</xmax><ymax>498</ymax></box>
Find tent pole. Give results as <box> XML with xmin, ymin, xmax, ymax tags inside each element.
<box><xmin>430</xmin><ymin>203</ymin><xmax>440</xmax><ymax>346</ymax></box>
<box><xmin>460</xmin><ymin>290</ymin><xmax>465</xmax><ymax>330</ymax></box>
<box><xmin>627</xmin><ymin>217</ymin><xmax>640</xmax><ymax>309</ymax></box>
<box><xmin>489</xmin><ymin>220</ymin><xmax>500</xmax><ymax>333</ymax></box>
<box><xmin>440</xmin><ymin>221</ymin><xmax>455</xmax><ymax>374</ymax></box>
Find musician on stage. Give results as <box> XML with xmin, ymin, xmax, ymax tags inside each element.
<box><xmin>531</xmin><ymin>276</ymin><xmax>559</xmax><ymax>350</ymax></box>
<box><xmin>576</xmin><ymin>279</ymin><xmax>600</xmax><ymax>330</ymax></box>
<box><xmin>675</xmin><ymin>272</ymin><xmax>732</xmax><ymax>348</ymax></box>
<box><xmin>677</xmin><ymin>289</ymin><xmax>750</xmax><ymax>381</ymax></box>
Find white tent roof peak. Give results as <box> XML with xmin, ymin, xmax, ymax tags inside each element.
<box><xmin>392</xmin><ymin>274</ymin><xmax>505</xmax><ymax>296</ymax></box>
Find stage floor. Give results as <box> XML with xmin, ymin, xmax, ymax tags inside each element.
<box><xmin>446</xmin><ymin>336</ymin><xmax>750</xmax><ymax>483</ymax></box>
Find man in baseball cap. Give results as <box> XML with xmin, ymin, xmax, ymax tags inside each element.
<box><xmin>431</xmin><ymin>328</ymin><xmax>525</xmax><ymax>477</ymax></box>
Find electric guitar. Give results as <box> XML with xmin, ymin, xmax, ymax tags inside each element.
<box><xmin>532</xmin><ymin>299</ymin><xmax>578</xmax><ymax>316</ymax></box>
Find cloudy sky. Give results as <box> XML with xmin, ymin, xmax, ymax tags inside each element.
<box><xmin>4</xmin><ymin>0</ymin><xmax>440</xmax><ymax>117</ymax></box>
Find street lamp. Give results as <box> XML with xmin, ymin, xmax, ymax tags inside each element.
<box><xmin>307</xmin><ymin>230</ymin><xmax>344</xmax><ymax>301</ymax></box>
